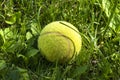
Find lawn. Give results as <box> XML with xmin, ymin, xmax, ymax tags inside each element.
<box><xmin>0</xmin><ymin>0</ymin><xmax>120</xmax><ymax>80</ymax></box>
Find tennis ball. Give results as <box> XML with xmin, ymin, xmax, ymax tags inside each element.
<box><xmin>38</xmin><ymin>21</ymin><xmax>82</xmax><ymax>63</ymax></box>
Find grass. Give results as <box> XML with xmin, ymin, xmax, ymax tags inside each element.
<box><xmin>0</xmin><ymin>0</ymin><xmax>120</xmax><ymax>80</ymax></box>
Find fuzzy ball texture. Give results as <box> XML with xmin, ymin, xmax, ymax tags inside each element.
<box><xmin>38</xmin><ymin>21</ymin><xmax>82</xmax><ymax>63</ymax></box>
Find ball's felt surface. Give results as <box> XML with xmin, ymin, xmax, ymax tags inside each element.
<box><xmin>38</xmin><ymin>21</ymin><xmax>82</xmax><ymax>63</ymax></box>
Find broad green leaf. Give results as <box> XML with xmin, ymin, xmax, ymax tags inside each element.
<box><xmin>72</xmin><ymin>65</ymin><xmax>88</xmax><ymax>78</ymax></box>
<box><xmin>4</xmin><ymin>27</ymin><xmax>13</xmax><ymax>40</ymax></box>
<box><xmin>17</xmin><ymin>67</ymin><xmax>30</xmax><ymax>80</ymax></box>
<box><xmin>5</xmin><ymin>14</ymin><xmax>16</xmax><ymax>25</ymax></box>
<box><xmin>31</xmin><ymin>22</ymin><xmax>39</xmax><ymax>36</ymax></box>
<box><xmin>0</xmin><ymin>60</ymin><xmax>6</xmax><ymax>71</ymax></box>
<box><xmin>26</xmin><ymin>48</ymin><xmax>39</xmax><ymax>58</ymax></box>
<box><xmin>6</xmin><ymin>66</ymin><xmax>29</xmax><ymax>80</ymax></box>
<box><xmin>26</xmin><ymin>32</ymin><xmax>33</xmax><ymax>40</ymax></box>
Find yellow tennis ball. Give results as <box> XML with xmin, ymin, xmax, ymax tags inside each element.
<box><xmin>38</xmin><ymin>21</ymin><xmax>82</xmax><ymax>63</ymax></box>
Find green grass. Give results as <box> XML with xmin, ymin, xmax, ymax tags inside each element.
<box><xmin>0</xmin><ymin>0</ymin><xmax>120</xmax><ymax>80</ymax></box>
